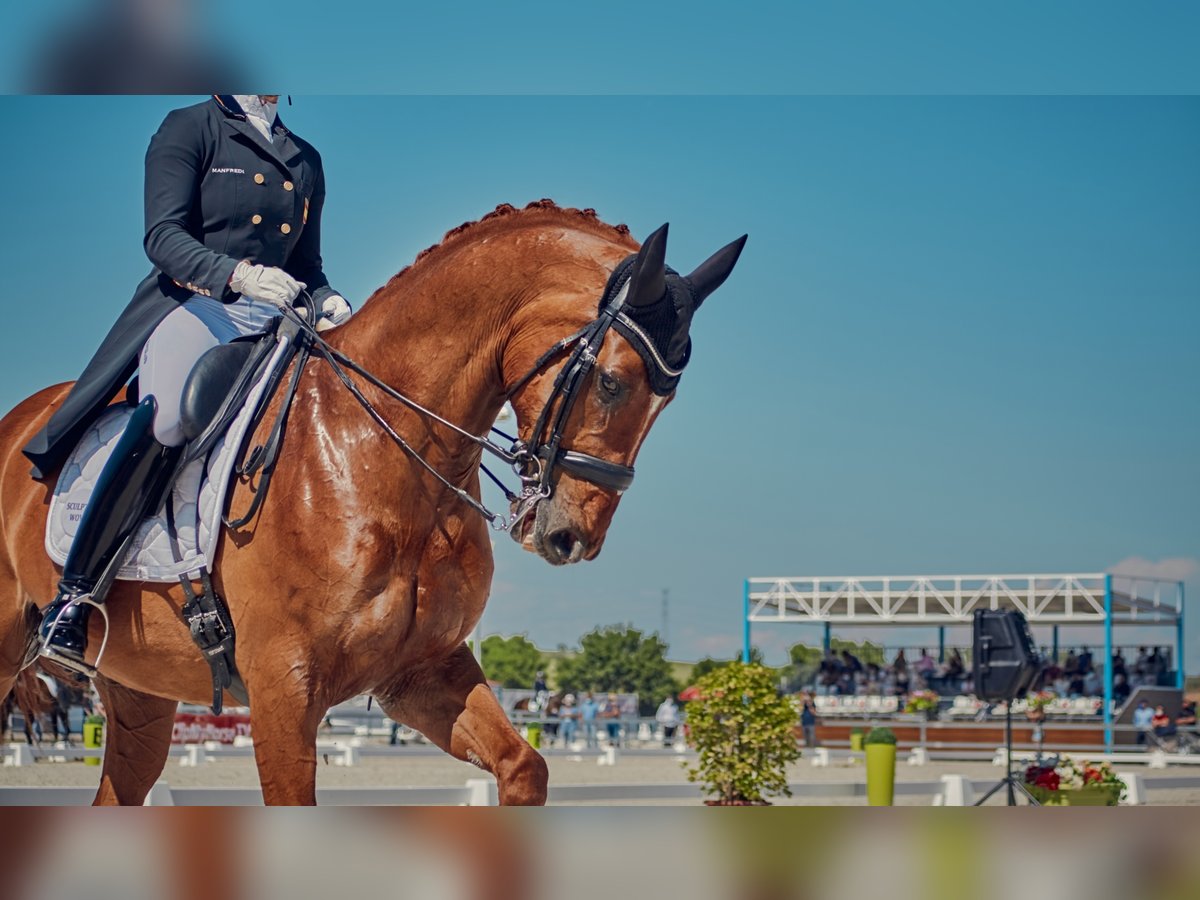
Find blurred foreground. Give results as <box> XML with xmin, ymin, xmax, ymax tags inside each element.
<box><xmin>0</xmin><ymin>807</ymin><xmax>1197</xmax><ymax>900</ymax></box>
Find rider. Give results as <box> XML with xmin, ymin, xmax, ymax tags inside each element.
<box><xmin>22</xmin><ymin>95</ymin><xmax>351</xmax><ymax>675</ymax></box>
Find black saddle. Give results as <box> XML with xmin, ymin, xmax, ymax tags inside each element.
<box><xmin>178</xmin><ymin>329</ymin><xmax>280</xmax><ymax>457</ymax></box>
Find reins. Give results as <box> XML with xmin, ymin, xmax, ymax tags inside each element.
<box><xmin>263</xmin><ymin>284</ymin><xmax>635</xmax><ymax>533</ymax></box>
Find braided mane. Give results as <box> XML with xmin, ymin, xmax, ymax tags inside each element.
<box><xmin>373</xmin><ymin>200</ymin><xmax>634</xmax><ymax>299</ymax></box>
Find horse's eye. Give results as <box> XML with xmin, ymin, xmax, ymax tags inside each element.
<box><xmin>598</xmin><ymin>373</ymin><xmax>621</xmax><ymax>397</ymax></box>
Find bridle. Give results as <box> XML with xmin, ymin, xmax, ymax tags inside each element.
<box><xmin>281</xmin><ymin>273</ymin><xmax>638</xmax><ymax>534</ymax></box>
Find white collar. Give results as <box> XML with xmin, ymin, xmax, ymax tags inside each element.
<box><xmin>233</xmin><ymin>95</ymin><xmax>278</xmax><ymax>143</ymax></box>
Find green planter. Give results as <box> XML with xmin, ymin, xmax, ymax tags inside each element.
<box><xmin>849</xmin><ymin>732</ymin><xmax>865</xmax><ymax>752</ymax></box>
<box><xmin>525</xmin><ymin>722</ymin><xmax>542</xmax><ymax>749</ymax></box>
<box><xmin>865</xmin><ymin>743</ymin><xmax>896</xmax><ymax>806</ymax></box>
<box><xmin>1027</xmin><ymin>784</ymin><xmax>1121</xmax><ymax>807</ymax></box>
<box><xmin>82</xmin><ymin>720</ymin><xmax>103</xmax><ymax>767</ymax></box>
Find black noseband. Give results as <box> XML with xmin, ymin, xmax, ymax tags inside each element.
<box><xmin>540</xmin><ymin>447</ymin><xmax>635</xmax><ymax>494</ymax></box>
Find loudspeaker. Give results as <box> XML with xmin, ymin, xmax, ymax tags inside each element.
<box><xmin>972</xmin><ymin>609</ymin><xmax>1042</xmax><ymax>701</ymax></box>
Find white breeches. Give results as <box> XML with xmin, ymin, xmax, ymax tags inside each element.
<box><xmin>139</xmin><ymin>295</ymin><xmax>279</xmax><ymax>446</ymax></box>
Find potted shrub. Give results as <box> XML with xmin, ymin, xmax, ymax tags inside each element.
<box><xmin>1024</xmin><ymin>756</ymin><xmax>1124</xmax><ymax>806</ymax></box>
<box><xmin>1026</xmin><ymin>691</ymin><xmax>1054</xmax><ymax>723</ymax></box>
<box><xmin>864</xmin><ymin>727</ymin><xmax>897</xmax><ymax>806</ymax></box>
<box><xmin>684</xmin><ymin>662</ymin><xmax>801</xmax><ymax>805</ymax></box>
<box><xmin>849</xmin><ymin>728</ymin><xmax>865</xmax><ymax>752</ymax></box>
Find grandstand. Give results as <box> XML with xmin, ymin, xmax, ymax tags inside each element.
<box><xmin>743</xmin><ymin>572</ymin><xmax>1185</xmax><ymax>750</ymax></box>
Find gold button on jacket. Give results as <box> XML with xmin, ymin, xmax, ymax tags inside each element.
<box><xmin>280</xmin><ymin>223</ymin><xmax>292</xmax><ymax>234</ymax></box>
<box><xmin>251</xmin><ymin>214</ymin><xmax>263</xmax><ymax>225</ymax></box>
<box><xmin>283</xmin><ymin>180</ymin><xmax>294</xmax><ymax>191</ymax></box>
<box><xmin>254</xmin><ymin>173</ymin><xmax>265</xmax><ymax>184</ymax></box>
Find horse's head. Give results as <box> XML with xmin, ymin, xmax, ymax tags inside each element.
<box><xmin>507</xmin><ymin>224</ymin><xmax>746</xmax><ymax>565</ymax></box>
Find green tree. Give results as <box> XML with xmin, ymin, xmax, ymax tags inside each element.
<box><xmin>556</xmin><ymin>625</ymin><xmax>678</xmax><ymax>715</ymax></box>
<box><xmin>690</xmin><ymin>647</ymin><xmax>765</xmax><ymax>682</ymax></box>
<box><xmin>684</xmin><ymin>662</ymin><xmax>801</xmax><ymax>804</ymax></box>
<box><xmin>480</xmin><ymin>634</ymin><xmax>545</xmax><ymax>689</ymax></box>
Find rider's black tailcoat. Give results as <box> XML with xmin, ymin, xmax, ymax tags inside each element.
<box><xmin>23</xmin><ymin>95</ymin><xmax>339</xmax><ymax>477</ymax></box>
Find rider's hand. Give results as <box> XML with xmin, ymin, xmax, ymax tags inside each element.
<box><xmin>229</xmin><ymin>260</ymin><xmax>305</xmax><ymax>309</ymax></box>
<box><xmin>316</xmin><ymin>294</ymin><xmax>352</xmax><ymax>332</ymax></box>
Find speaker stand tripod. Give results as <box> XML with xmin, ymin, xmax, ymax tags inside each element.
<box><xmin>974</xmin><ymin>700</ymin><xmax>1041</xmax><ymax>806</ymax></box>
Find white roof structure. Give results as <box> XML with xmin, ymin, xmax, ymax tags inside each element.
<box><xmin>745</xmin><ymin>573</ymin><xmax>1182</xmax><ymax>627</ymax></box>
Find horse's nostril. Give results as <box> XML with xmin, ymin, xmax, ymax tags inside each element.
<box><xmin>547</xmin><ymin>528</ymin><xmax>586</xmax><ymax>564</ymax></box>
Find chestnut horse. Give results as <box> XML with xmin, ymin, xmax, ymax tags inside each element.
<box><xmin>0</xmin><ymin>201</ymin><xmax>743</xmax><ymax>804</ymax></box>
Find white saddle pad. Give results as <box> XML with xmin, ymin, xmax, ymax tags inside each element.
<box><xmin>45</xmin><ymin>337</ymin><xmax>291</xmax><ymax>582</ymax></box>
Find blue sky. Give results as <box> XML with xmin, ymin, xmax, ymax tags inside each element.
<box><xmin>1</xmin><ymin>95</ymin><xmax>1196</xmax><ymax>668</ymax></box>
<box><xmin>2</xmin><ymin>2</ymin><xmax>1199</xmax><ymax>94</ymax></box>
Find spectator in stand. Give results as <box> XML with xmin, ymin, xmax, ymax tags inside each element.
<box><xmin>840</xmin><ymin>649</ymin><xmax>863</xmax><ymax>676</ymax></box>
<box><xmin>1134</xmin><ymin>647</ymin><xmax>1150</xmax><ymax>683</ymax></box>
<box><xmin>1151</xmin><ymin>648</ymin><xmax>1167</xmax><ymax>682</ymax></box>
<box><xmin>656</xmin><ymin>695</ymin><xmax>681</xmax><ymax>748</ymax></box>
<box><xmin>1052</xmin><ymin>672</ymin><xmax>1070</xmax><ymax>697</ymax></box>
<box><xmin>1082</xmin><ymin>668</ymin><xmax>1101</xmax><ymax>697</ymax></box>
<box><xmin>558</xmin><ymin>694</ymin><xmax>578</xmax><ymax>748</ymax></box>
<box><xmin>865</xmin><ymin>663</ymin><xmax>882</xmax><ymax>694</ymax></box>
<box><xmin>1132</xmin><ymin>699</ymin><xmax>1154</xmax><ymax>746</ymax></box>
<box><xmin>1151</xmin><ymin>705</ymin><xmax>1174</xmax><ymax>739</ymax></box>
<box><xmin>946</xmin><ymin>649</ymin><xmax>965</xmax><ymax>679</ymax></box>
<box><xmin>817</xmin><ymin>651</ymin><xmax>840</xmax><ymax>696</ymax></box>
<box><xmin>1077</xmin><ymin>646</ymin><xmax>1093</xmax><ymax>674</ymax></box>
<box><xmin>1113</xmin><ymin>673</ymin><xmax>1131</xmax><ymax>705</ymax></box>
<box><xmin>601</xmin><ymin>693</ymin><xmax>622</xmax><ymax>746</ymax></box>
<box><xmin>916</xmin><ymin>650</ymin><xmax>935</xmax><ymax>678</ymax></box>
<box><xmin>581</xmin><ymin>692</ymin><xmax>599</xmax><ymax>748</ymax></box>
<box><xmin>892</xmin><ymin>650</ymin><xmax>910</xmax><ymax>697</ymax></box>
<box><xmin>1067</xmin><ymin>672</ymin><xmax>1086</xmax><ymax>698</ymax></box>
<box><xmin>1177</xmin><ymin>700</ymin><xmax>1197</xmax><ymax>730</ymax></box>
<box><xmin>799</xmin><ymin>692</ymin><xmax>819</xmax><ymax>748</ymax></box>
<box><xmin>1063</xmin><ymin>651</ymin><xmax>1079</xmax><ymax>676</ymax></box>
<box><xmin>1111</xmin><ymin>651</ymin><xmax>1126</xmax><ymax>679</ymax></box>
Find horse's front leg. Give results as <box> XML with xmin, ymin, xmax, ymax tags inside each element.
<box><xmin>92</xmin><ymin>676</ymin><xmax>179</xmax><ymax>805</ymax></box>
<box><xmin>377</xmin><ymin>643</ymin><xmax>548</xmax><ymax>805</ymax></box>
<box><xmin>244</xmin><ymin>661</ymin><xmax>325</xmax><ymax>805</ymax></box>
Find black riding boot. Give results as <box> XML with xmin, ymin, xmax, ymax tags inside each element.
<box><xmin>39</xmin><ymin>398</ymin><xmax>182</xmax><ymax>676</ymax></box>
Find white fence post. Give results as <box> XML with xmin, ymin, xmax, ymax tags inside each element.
<box><xmin>143</xmin><ymin>780</ymin><xmax>175</xmax><ymax>806</ymax></box>
<box><xmin>179</xmin><ymin>745</ymin><xmax>206</xmax><ymax>767</ymax></box>
<box><xmin>933</xmin><ymin>774</ymin><xmax>975</xmax><ymax>806</ymax></box>
<box><xmin>465</xmin><ymin>778</ymin><xmax>498</xmax><ymax>806</ymax></box>
<box><xmin>3</xmin><ymin>744</ymin><xmax>36</xmax><ymax>767</ymax></box>
<box><xmin>1117</xmin><ymin>771</ymin><xmax>1146</xmax><ymax>806</ymax></box>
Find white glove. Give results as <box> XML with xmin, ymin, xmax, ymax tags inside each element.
<box><xmin>229</xmin><ymin>260</ymin><xmax>305</xmax><ymax>309</ymax></box>
<box><xmin>316</xmin><ymin>294</ymin><xmax>353</xmax><ymax>332</ymax></box>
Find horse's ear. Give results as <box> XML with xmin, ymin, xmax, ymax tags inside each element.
<box><xmin>626</xmin><ymin>223</ymin><xmax>669</xmax><ymax>307</ymax></box>
<box><xmin>686</xmin><ymin>234</ymin><xmax>747</xmax><ymax>307</ymax></box>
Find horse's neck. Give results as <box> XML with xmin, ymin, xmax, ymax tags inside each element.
<box><xmin>325</xmin><ymin>224</ymin><xmax>625</xmax><ymax>446</ymax></box>
<box><xmin>329</xmin><ymin>269</ymin><xmax>512</xmax><ymax>441</ymax></box>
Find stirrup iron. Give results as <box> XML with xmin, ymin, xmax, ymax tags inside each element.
<box><xmin>38</xmin><ymin>595</ymin><xmax>110</xmax><ymax>679</ymax></box>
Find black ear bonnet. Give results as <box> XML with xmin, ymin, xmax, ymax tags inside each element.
<box><xmin>597</xmin><ymin>255</ymin><xmax>696</xmax><ymax>395</ymax></box>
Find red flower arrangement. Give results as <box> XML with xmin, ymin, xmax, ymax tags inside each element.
<box><xmin>1025</xmin><ymin>764</ymin><xmax>1060</xmax><ymax>791</ymax></box>
<box><xmin>1023</xmin><ymin>755</ymin><xmax>1124</xmax><ymax>805</ymax></box>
